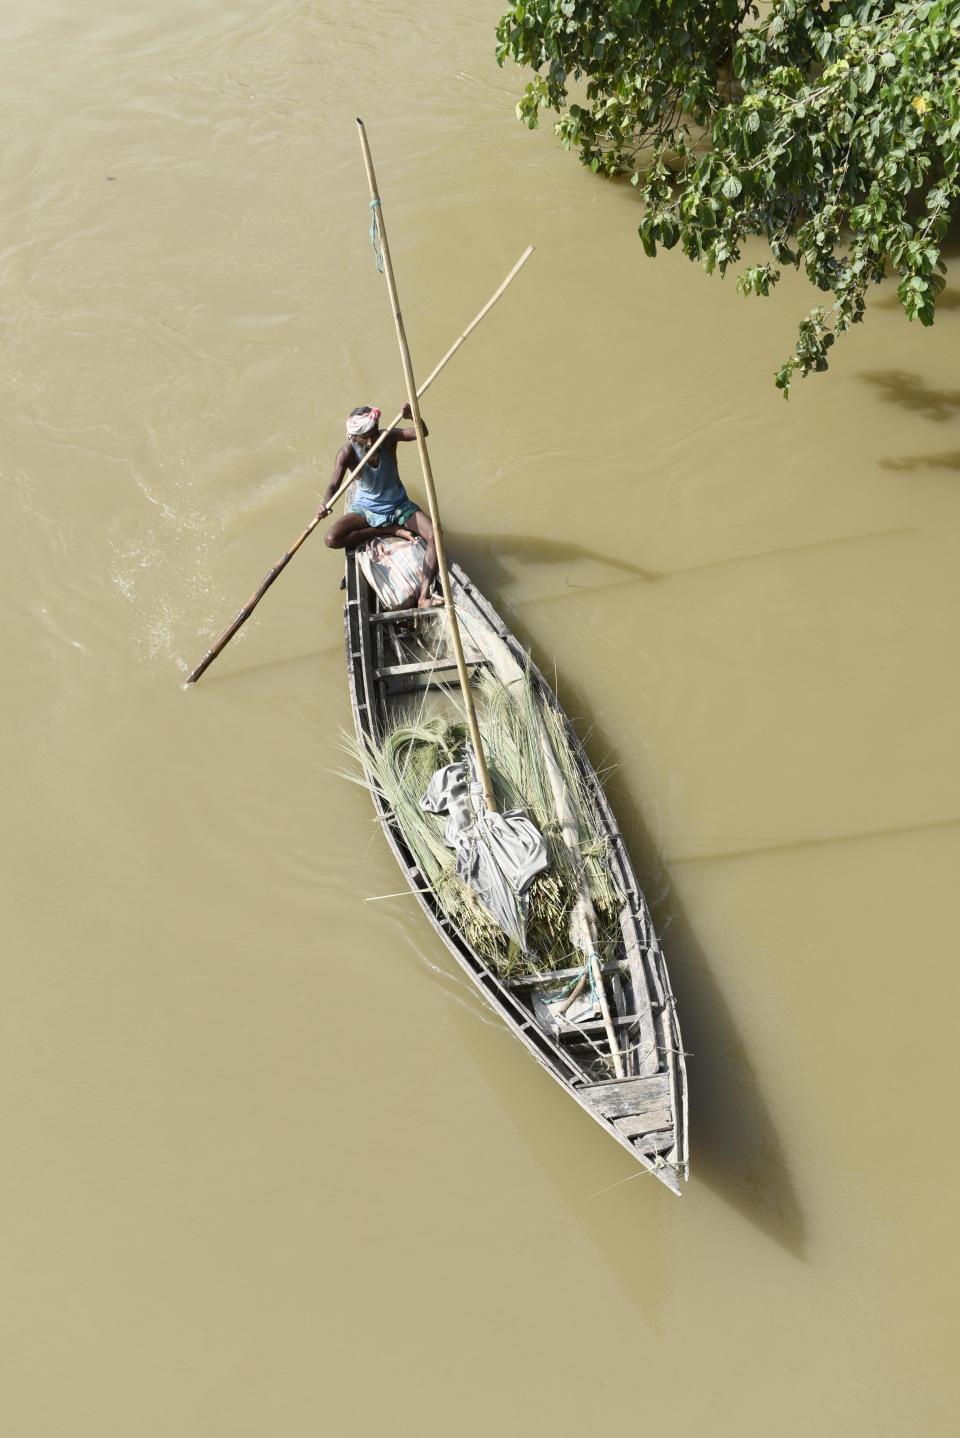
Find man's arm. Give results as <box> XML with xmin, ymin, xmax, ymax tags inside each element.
<box><xmin>391</xmin><ymin>400</ymin><xmax>429</xmax><ymax>442</ymax></box>
<box><xmin>316</xmin><ymin>445</ymin><xmax>352</xmax><ymax>518</ymax></box>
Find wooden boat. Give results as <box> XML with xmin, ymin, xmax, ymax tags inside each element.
<box><xmin>343</xmin><ymin>547</ymin><xmax>688</xmax><ymax>1193</ymax></box>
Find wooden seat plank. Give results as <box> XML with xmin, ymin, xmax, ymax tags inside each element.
<box><xmin>578</xmin><ymin>1073</ymin><xmax>670</xmax><ymax>1123</ymax></box>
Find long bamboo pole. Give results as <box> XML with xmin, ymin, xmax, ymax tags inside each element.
<box><xmin>356</xmin><ymin>117</ymin><xmax>498</xmax><ymax>811</ymax></box>
<box><xmin>183</xmin><ymin>246</ymin><xmax>533</xmax><ymax>686</ymax></box>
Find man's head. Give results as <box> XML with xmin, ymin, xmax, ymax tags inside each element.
<box><xmin>346</xmin><ymin>406</ymin><xmax>381</xmax><ymax>446</ymax></box>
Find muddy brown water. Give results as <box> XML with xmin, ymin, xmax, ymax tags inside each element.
<box><xmin>3</xmin><ymin>2</ymin><xmax>959</xmax><ymax>1434</ymax></box>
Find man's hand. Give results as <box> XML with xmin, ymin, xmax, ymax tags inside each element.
<box><xmin>396</xmin><ymin>402</ymin><xmax>427</xmax><ymax>441</ymax></box>
<box><xmin>316</xmin><ymin>504</ymin><xmax>332</xmax><ymax>522</ymax></box>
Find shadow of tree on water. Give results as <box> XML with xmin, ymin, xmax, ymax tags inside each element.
<box><xmin>880</xmin><ymin>449</ymin><xmax>960</xmax><ymax>474</ymax></box>
<box><xmin>454</xmin><ymin>527</ymin><xmax>911</xmax><ymax>599</ymax></box>
<box><xmin>446</xmin><ymin>537</ymin><xmax>809</xmax><ymax>1259</ymax></box>
<box><xmin>860</xmin><ymin>368</ymin><xmax>960</xmax><ymax>422</ymax></box>
<box><xmin>859</xmin><ymin>370</ymin><xmax>960</xmax><ymax>475</ymax></box>
<box><xmin>474</xmin><ymin>532</ymin><xmax>664</xmax><ymax>583</ymax></box>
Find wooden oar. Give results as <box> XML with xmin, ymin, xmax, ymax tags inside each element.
<box><xmin>184</xmin><ymin>245</ymin><xmax>533</xmax><ymax>686</ymax></box>
<box><xmin>356</xmin><ymin>118</ymin><xmax>500</xmax><ymax>812</ymax></box>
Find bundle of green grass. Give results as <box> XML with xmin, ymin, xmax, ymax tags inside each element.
<box><xmin>342</xmin><ymin>670</ymin><xmax>623</xmax><ymax>978</ymax></box>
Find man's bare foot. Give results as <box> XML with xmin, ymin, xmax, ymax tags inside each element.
<box><xmin>417</xmin><ymin>593</ymin><xmax>444</xmax><ymax>609</ymax></box>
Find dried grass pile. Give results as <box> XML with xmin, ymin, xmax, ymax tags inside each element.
<box><xmin>340</xmin><ymin>668</ymin><xmax>622</xmax><ymax>978</ymax></box>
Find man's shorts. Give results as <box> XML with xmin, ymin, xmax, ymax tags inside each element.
<box><xmin>349</xmin><ymin>498</ymin><xmax>421</xmax><ymax>528</ymax></box>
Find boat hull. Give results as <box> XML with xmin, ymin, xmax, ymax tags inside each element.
<box><xmin>343</xmin><ymin>550</ymin><xmax>688</xmax><ymax>1193</ymax></box>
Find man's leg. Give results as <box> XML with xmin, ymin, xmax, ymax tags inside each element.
<box><xmin>403</xmin><ymin>509</ymin><xmax>442</xmax><ymax>607</ymax></box>
<box><xmin>325</xmin><ymin>514</ymin><xmax>411</xmax><ymax>551</ymax></box>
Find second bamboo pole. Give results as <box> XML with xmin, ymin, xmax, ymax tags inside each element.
<box><xmin>356</xmin><ymin>117</ymin><xmax>498</xmax><ymax>812</ymax></box>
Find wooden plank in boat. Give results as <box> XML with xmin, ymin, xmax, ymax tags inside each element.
<box><xmin>614</xmin><ymin>1107</ymin><xmax>674</xmax><ymax>1138</ymax></box>
<box><xmin>355</xmin><ymin>563</ymin><xmax>379</xmax><ymax>727</ymax></box>
<box><xmin>382</xmin><ymin>673</ymin><xmax>488</xmax><ymax>696</ymax></box>
<box><xmin>508</xmin><ymin>962</ymin><xmax>627</xmax><ymax>988</ymax></box>
<box><xmin>558</xmin><ymin>1013</ymin><xmax>644</xmax><ymax>1036</ymax></box>
<box><xmin>368</xmin><ymin>605</ymin><xmax>448</xmax><ymax>625</ymax></box>
<box><xmin>578</xmin><ymin>1073</ymin><xmax>671</xmax><ymax>1123</ymax></box>
<box><xmin>628</xmin><ymin>1128</ymin><xmax>675</xmax><ymax>1154</ymax></box>
<box><xmin>618</xmin><ymin>909</ymin><xmax>660</xmax><ymax>1077</ymax></box>
<box><xmin>377</xmin><ymin>657</ymin><xmax>463</xmax><ymax>680</ymax></box>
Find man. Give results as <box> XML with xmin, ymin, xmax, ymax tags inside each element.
<box><xmin>317</xmin><ymin>402</ymin><xmax>441</xmax><ymax>608</ymax></box>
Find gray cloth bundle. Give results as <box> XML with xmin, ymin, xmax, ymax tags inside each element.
<box><xmin>421</xmin><ymin>748</ymin><xmax>548</xmax><ymax>950</ymax></box>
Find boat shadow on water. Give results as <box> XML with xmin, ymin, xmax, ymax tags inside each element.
<box><xmin>447</xmin><ymin>534</ymin><xmax>808</xmax><ymax>1261</ymax></box>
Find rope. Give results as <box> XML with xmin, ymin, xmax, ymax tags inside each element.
<box><xmin>538</xmin><ymin>951</ymin><xmax>596</xmax><ymax>1007</ymax></box>
<box><xmin>369</xmin><ymin>198</ymin><xmax>384</xmax><ymax>273</ymax></box>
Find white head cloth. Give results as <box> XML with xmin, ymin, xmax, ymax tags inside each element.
<box><xmin>346</xmin><ymin>407</ymin><xmax>381</xmax><ymax>437</ymax></box>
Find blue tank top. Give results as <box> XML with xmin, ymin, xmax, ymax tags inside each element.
<box><xmin>351</xmin><ymin>440</ymin><xmax>408</xmax><ymax>519</ymax></box>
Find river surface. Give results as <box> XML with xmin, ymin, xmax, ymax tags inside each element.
<box><xmin>3</xmin><ymin>2</ymin><xmax>959</xmax><ymax>1433</ymax></box>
